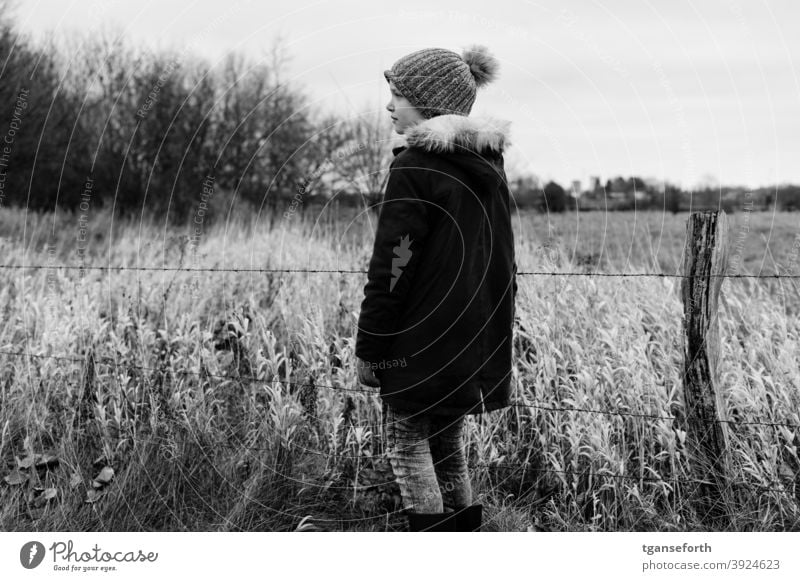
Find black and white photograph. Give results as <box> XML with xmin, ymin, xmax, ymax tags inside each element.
<box><xmin>1</xmin><ymin>0</ymin><xmax>799</xmax><ymax>577</ymax></box>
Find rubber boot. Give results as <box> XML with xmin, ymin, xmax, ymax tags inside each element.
<box><xmin>453</xmin><ymin>504</ymin><xmax>483</xmax><ymax>532</ymax></box>
<box><xmin>405</xmin><ymin>508</ymin><xmax>459</xmax><ymax>532</ymax></box>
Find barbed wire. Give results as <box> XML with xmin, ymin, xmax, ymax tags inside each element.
<box><xmin>2</xmin><ymin>348</ymin><xmax>798</xmax><ymax>430</ymax></box>
<box><xmin>508</xmin><ymin>402</ymin><xmax>674</xmax><ymax>422</ymax></box>
<box><xmin>0</xmin><ymin>263</ymin><xmax>799</xmax><ymax>279</ymax></box>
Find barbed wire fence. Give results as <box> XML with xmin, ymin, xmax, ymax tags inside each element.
<box><xmin>1</xmin><ymin>210</ymin><xmax>799</xmax><ymax>528</ymax></box>
<box><xmin>1</xmin><ymin>263</ymin><xmax>800</xmax><ymax>278</ymax></box>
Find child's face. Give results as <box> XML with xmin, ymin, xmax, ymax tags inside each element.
<box><xmin>386</xmin><ymin>81</ymin><xmax>425</xmax><ymax>134</ymax></box>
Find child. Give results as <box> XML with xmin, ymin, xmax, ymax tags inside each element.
<box><xmin>356</xmin><ymin>45</ymin><xmax>517</xmax><ymax>532</ymax></box>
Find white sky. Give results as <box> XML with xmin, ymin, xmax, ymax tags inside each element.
<box><xmin>9</xmin><ymin>0</ymin><xmax>800</xmax><ymax>189</ymax></box>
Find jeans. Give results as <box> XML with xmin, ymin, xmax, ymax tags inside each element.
<box><xmin>384</xmin><ymin>403</ymin><xmax>472</xmax><ymax>513</ymax></box>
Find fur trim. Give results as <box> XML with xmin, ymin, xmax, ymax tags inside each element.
<box><xmin>461</xmin><ymin>45</ymin><xmax>499</xmax><ymax>88</ymax></box>
<box><xmin>405</xmin><ymin>114</ymin><xmax>510</xmax><ymax>154</ymax></box>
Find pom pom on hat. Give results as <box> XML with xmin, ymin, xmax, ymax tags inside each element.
<box><xmin>461</xmin><ymin>44</ymin><xmax>499</xmax><ymax>88</ymax></box>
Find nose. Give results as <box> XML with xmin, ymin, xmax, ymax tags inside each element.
<box><xmin>386</xmin><ymin>100</ymin><xmax>394</xmax><ymax>113</ymax></box>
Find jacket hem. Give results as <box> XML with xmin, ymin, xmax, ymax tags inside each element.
<box><xmin>381</xmin><ymin>394</ymin><xmax>510</xmax><ymax>417</ymax></box>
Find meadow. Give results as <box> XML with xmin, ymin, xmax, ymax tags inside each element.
<box><xmin>1</xmin><ymin>205</ymin><xmax>799</xmax><ymax>531</ymax></box>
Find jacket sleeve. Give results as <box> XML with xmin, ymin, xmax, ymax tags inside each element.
<box><xmin>356</xmin><ymin>160</ymin><xmax>430</xmax><ymax>363</ymax></box>
<box><xmin>502</xmin><ymin>162</ymin><xmax>518</xmax><ymax>309</ymax></box>
<box><xmin>512</xmin><ymin>259</ymin><xmax>518</xmax><ymax>323</ymax></box>
<box><xmin>513</xmin><ymin>260</ymin><xmax>518</xmax><ymax>299</ymax></box>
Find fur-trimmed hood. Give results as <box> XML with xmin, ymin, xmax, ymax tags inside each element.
<box><xmin>392</xmin><ymin>114</ymin><xmax>511</xmax><ymax>190</ymax></box>
<box><xmin>404</xmin><ymin>114</ymin><xmax>511</xmax><ymax>154</ymax></box>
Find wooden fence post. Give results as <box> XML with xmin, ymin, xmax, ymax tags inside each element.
<box><xmin>681</xmin><ymin>210</ymin><xmax>731</xmax><ymax>527</ymax></box>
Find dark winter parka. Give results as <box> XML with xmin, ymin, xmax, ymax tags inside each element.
<box><xmin>356</xmin><ymin>114</ymin><xmax>517</xmax><ymax>416</ymax></box>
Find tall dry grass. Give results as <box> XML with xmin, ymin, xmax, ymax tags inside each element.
<box><xmin>1</xmin><ymin>206</ymin><xmax>799</xmax><ymax>531</ymax></box>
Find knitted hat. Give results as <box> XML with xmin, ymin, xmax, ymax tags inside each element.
<box><xmin>384</xmin><ymin>45</ymin><xmax>499</xmax><ymax>119</ymax></box>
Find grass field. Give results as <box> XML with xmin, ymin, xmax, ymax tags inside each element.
<box><xmin>1</xmin><ymin>206</ymin><xmax>799</xmax><ymax>531</ymax></box>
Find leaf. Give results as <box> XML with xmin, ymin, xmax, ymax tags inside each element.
<box><xmin>94</xmin><ymin>466</ymin><xmax>114</xmax><ymax>485</ymax></box>
<box><xmin>4</xmin><ymin>470</ymin><xmax>29</xmax><ymax>485</ymax></box>
<box><xmin>85</xmin><ymin>488</ymin><xmax>106</xmax><ymax>503</ymax></box>
<box><xmin>69</xmin><ymin>473</ymin><xmax>82</xmax><ymax>489</ymax></box>
<box><xmin>23</xmin><ymin>435</ymin><xmax>34</xmax><ymax>458</ymax></box>
<box><xmin>15</xmin><ymin>455</ymin><xmax>35</xmax><ymax>469</ymax></box>
<box><xmin>219</xmin><ymin>352</ymin><xmax>234</xmax><ymax>368</ymax></box>
<box><xmin>35</xmin><ymin>454</ymin><xmax>60</xmax><ymax>470</ymax></box>
<box><xmin>31</xmin><ymin>487</ymin><xmax>58</xmax><ymax>508</ymax></box>
<box><xmin>779</xmin><ymin>463</ymin><xmax>795</xmax><ymax>480</ymax></box>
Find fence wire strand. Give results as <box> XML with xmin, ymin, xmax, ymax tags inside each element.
<box><xmin>1</xmin><ymin>262</ymin><xmax>799</xmax><ymax>278</ymax></box>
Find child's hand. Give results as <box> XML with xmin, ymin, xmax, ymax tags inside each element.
<box><xmin>356</xmin><ymin>357</ymin><xmax>381</xmax><ymax>388</ymax></box>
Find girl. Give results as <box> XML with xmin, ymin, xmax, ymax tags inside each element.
<box><xmin>356</xmin><ymin>45</ymin><xmax>517</xmax><ymax>532</ymax></box>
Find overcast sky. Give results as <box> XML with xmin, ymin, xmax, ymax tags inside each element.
<box><xmin>10</xmin><ymin>0</ymin><xmax>800</xmax><ymax>189</ymax></box>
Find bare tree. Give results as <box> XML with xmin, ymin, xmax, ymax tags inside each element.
<box><xmin>302</xmin><ymin>108</ymin><xmax>394</xmax><ymax>205</ymax></box>
<box><xmin>340</xmin><ymin>108</ymin><xmax>395</xmax><ymax>198</ymax></box>
<box><xmin>211</xmin><ymin>40</ymin><xmax>313</xmax><ymax>213</ymax></box>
